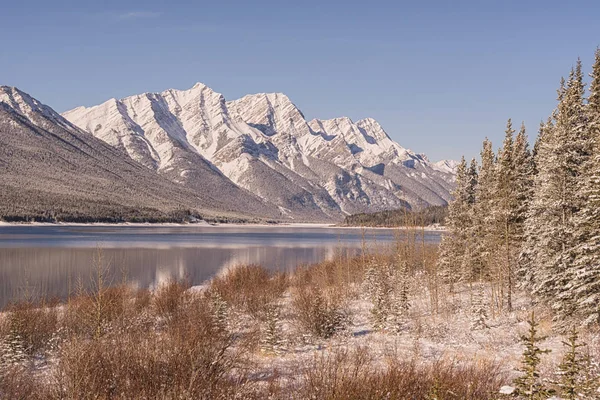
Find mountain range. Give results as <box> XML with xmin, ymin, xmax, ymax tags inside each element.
<box><xmin>0</xmin><ymin>83</ymin><xmax>455</xmax><ymax>222</ymax></box>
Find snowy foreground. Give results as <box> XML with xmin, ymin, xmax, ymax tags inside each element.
<box><xmin>0</xmin><ymin>248</ymin><xmax>598</xmax><ymax>398</ymax></box>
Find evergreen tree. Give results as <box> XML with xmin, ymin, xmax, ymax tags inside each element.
<box><xmin>521</xmin><ymin>64</ymin><xmax>590</xmax><ymax>322</ymax></box>
<box><xmin>438</xmin><ymin>157</ymin><xmax>472</xmax><ymax>287</ymax></box>
<box><xmin>513</xmin><ymin>312</ymin><xmax>553</xmax><ymax>399</ymax></box>
<box><xmin>556</xmin><ymin>327</ymin><xmax>586</xmax><ymax>399</ymax></box>
<box><xmin>512</xmin><ymin>123</ymin><xmax>534</xmax><ymax>244</ymax></box>
<box><xmin>569</xmin><ymin>48</ymin><xmax>600</xmax><ymax>325</ymax></box>
<box><xmin>494</xmin><ymin>119</ymin><xmax>516</xmax><ymax>311</ymax></box>
<box><xmin>471</xmin><ymin>139</ymin><xmax>496</xmax><ymax>281</ymax></box>
<box><xmin>260</xmin><ymin>302</ymin><xmax>285</xmax><ymax>354</ymax></box>
<box><xmin>519</xmin><ymin>120</ymin><xmax>553</xmax><ymax>289</ymax></box>
<box><xmin>470</xmin><ymin>280</ymin><xmax>488</xmax><ymax>330</ymax></box>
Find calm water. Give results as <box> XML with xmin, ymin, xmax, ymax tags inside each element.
<box><xmin>0</xmin><ymin>224</ymin><xmax>442</xmax><ymax>308</ymax></box>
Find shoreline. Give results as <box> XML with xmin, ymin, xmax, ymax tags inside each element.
<box><xmin>0</xmin><ymin>220</ymin><xmax>446</xmax><ymax>231</ymax></box>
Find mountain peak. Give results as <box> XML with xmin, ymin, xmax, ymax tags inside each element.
<box><xmin>434</xmin><ymin>159</ymin><xmax>460</xmax><ymax>174</ymax></box>
<box><xmin>0</xmin><ymin>86</ymin><xmax>77</xmax><ymax>131</ymax></box>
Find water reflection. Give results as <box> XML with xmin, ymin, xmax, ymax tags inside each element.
<box><xmin>0</xmin><ymin>225</ymin><xmax>441</xmax><ymax>308</ymax></box>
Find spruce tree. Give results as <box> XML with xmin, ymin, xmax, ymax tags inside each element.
<box><xmin>512</xmin><ymin>123</ymin><xmax>534</xmax><ymax>244</ymax></box>
<box><xmin>438</xmin><ymin>157</ymin><xmax>472</xmax><ymax>287</ymax></box>
<box><xmin>556</xmin><ymin>327</ymin><xmax>586</xmax><ymax>399</ymax></box>
<box><xmin>519</xmin><ymin>120</ymin><xmax>552</xmax><ymax>289</ymax></box>
<box><xmin>514</xmin><ymin>312</ymin><xmax>553</xmax><ymax>399</ymax></box>
<box><xmin>470</xmin><ymin>280</ymin><xmax>488</xmax><ymax>330</ymax></box>
<box><xmin>494</xmin><ymin>119</ymin><xmax>516</xmax><ymax>311</ymax></box>
<box><xmin>471</xmin><ymin>139</ymin><xmax>496</xmax><ymax>282</ymax></box>
<box><xmin>569</xmin><ymin>48</ymin><xmax>600</xmax><ymax>326</ymax></box>
<box><xmin>521</xmin><ymin>64</ymin><xmax>590</xmax><ymax>322</ymax></box>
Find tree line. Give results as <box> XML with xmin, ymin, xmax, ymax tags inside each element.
<box><xmin>342</xmin><ymin>205</ymin><xmax>447</xmax><ymax>227</ymax></box>
<box><xmin>438</xmin><ymin>49</ymin><xmax>600</xmax><ymax>326</ymax></box>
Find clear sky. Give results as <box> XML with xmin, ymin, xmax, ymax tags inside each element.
<box><xmin>2</xmin><ymin>0</ymin><xmax>600</xmax><ymax>162</ymax></box>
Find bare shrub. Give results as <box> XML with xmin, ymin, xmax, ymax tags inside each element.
<box><xmin>152</xmin><ymin>279</ymin><xmax>189</xmax><ymax>321</ymax></box>
<box><xmin>209</xmin><ymin>265</ymin><xmax>288</xmax><ymax>320</ymax></box>
<box><xmin>0</xmin><ymin>365</ymin><xmax>49</xmax><ymax>400</ymax></box>
<box><xmin>297</xmin><ymin>350</ymin><xmax>506</xmax><ymax>400</ymax></box>
<box><xmin>55</xmin><ymin>295</ymin><xmax>247</xmax><ymax>399</ymax></box>
<box><xmin>0</xmin><ymin>300</ymin><xmax>58</xmax><ymax>355</ymax></box>
<box><xmin>63</xmin><ymin>284</ymin><xmax>131</xmax><ymax>338</ymax></box>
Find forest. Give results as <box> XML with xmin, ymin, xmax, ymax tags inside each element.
<box><xmin>438</xmin><ymin>50</ymin><xmax>600</xmax><ymax>327</ymax></box>
<box><xmin>342</xmin><ymin>205</ymin><xmax>448</xmax><ymax>227</ymax></box>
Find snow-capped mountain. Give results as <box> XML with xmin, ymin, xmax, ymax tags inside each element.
<box><xmin>433</xmin><ymin>159</ymin><xmax>460</xmax><ymax>175</ymax></box>
<box><xmin>0</xmin><ymin>86</ymin><xmax>280</xmax><ymax>221</ymax></box>
<box><xmin>62</xmin><ymin>82</ymin><xmax>455</xmax><ymax>220</ymax></box>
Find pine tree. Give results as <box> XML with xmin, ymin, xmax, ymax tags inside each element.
<box><xmin>471</xmin><ymin>139</ymin><xmax>496</xmax><ymax>292</ymax></box>
<box><xmin>209</xmin><ymin>291</ymin><xmax>229</xmax><ymax>333</ymax></box>
<box><xmin>389</xmin><ymin>258</ymin><xmax>411</xmax><ymax>333</ymax></box>
<box><xmin>513</xmin><ymin>312</ymin><xmax>553</xmax><ymax>399</ymax></box>
<box><xmin>494</xmin><ymin>119</ymin><xmax>516</xmax><ymax>311</ymax></box>
<box><xmin>437</xmin><ymin>157</ymin><xmax>472</xmax><ymax>287</ymax></box>
<box><xmin>569</xmin><ymin>48</ymin><xmax>600</xmax><ymax>326</ymax></box>
<box><xmin>521</xmin><ymin>63</ymin><xmax>590</xmax><ymax>322</ymax></box>
<box><xmin>260</xmin><ymin>302</ymin><xmax>285</xmax><ymax>354</ymax></box>
<box><xmin>556</xmin><ymin>327</ymin><xmax>586</xmax><ymax>399</ymax></box>
<box><xmin>459</xmin><ymin>159</ymin><xmax>479</xmax><ymax>284</ymax></box>
<box><xmin>470</xmin><ymin>280</ymin><xmax>488</xmax><ymax>330</ymax></box>
<box><xmin>512</xmin><ymin>123</ymin><xmax>534</xmax><ymax>245</ymax></box>
<box><xmin>519</xmin><ymin>120</ymin><xmax>552</xmax><ymax>289</ymax></box>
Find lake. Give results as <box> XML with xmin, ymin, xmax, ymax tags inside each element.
<box><xmin>0</xmin><ymin>224</ymin><xmax>442</xmax><ymax>308</ymax></box>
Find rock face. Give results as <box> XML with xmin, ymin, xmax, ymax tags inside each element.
<box><xmin>0</xmin><ymin>86</ymin><xmax>279</xmax><ymax>222</ymax></box>
<box><xmin>62</xmin><ymin>82</ymin><xmax>455</xmax><ymax>220</ymax></box>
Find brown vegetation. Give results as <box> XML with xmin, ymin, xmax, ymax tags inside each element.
<box><xmin>1</xmin><ymin>230</ymin><xmax>599</xmax><ymax>399</ymax></box>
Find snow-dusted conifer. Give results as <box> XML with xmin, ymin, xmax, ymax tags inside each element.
<box><xmin>512</xmin><ymin>123</ymin><xmax>534</xmax><ymax>244</ymax></box>
<box><xmin>437</xmin><ymin>157</ymin><xmax>472</xmax><ymax>287</ymax></box>
<box><xmin>260</xmin><ymin>302</ymin><xmax>285</xmax><ymax>354</ymax></box>
<box><xmin>470</xmin><ymin>281</ymin><xmax>488</xmax><ymax>330</ymax></box>
<box><xmin>494</xmin><ymin>119</ymin><xmax>516</xmax><ymax>310</ymax></box>
<box><xmin>389</xmin><ymin>258</ymin><xmax>411</xmax><ymax>333</ymax></box>
<box><xmin>569</xmin><ymin>49</ymin><xmax>600</xmax><ymax>325</ymax></box>
<box><xmin>471</xmin><ymin>139</ymin><xmax>496</xmax><ymax>280</ymax></box>
<box><xmin>556</xmin><ymin>327</ymin><xmax>586</xmax><ymax>399</ymax></box>
<box><xmin>209</xmin><ymin>291</ymin><xmax>229</xmax><ymax>333</ymax></box>
<box><xmin>521</xmin><ymin>64</ymin><xmax>589</xmax><ymax>322</ymax></box>
<box><xmin>519</xmin><ymin>120</ymin><xmax>552</xmax><ymax>289</ymax></box>
<box><xmin>513</xmin><ymin>312</ymin><xmax>553</xmax><ymax>399</ymax></box>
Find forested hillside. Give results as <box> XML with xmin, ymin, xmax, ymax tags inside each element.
<box><xmin>0</xmin><ymin>88</ymin><xmax>278</xmax><ymax>223</ymax></box>
<box><xmin>342</xmin><ymin>206</ymin><xmax>447</xmax><ymax>227</ymax></box>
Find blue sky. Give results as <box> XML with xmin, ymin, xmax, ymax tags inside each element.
<box><xmin>2</xmin><ymin>0</ymin><xmax>600</xmax><ymax>162</ymax></box>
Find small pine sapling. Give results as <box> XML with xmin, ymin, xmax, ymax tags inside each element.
<box><xmin>389</xmin><ymin>259</ymin><xmax>411</xmax><ymax>333</ymax></box>
<box><xmin>513</xmin><ymin>312</ymin><xmax>554</xmax><ymax>399</ymax></box>
<box><xmin>470</xmin><ymin>280</ymin><xmax>488</xmax><ymax>330</ymax></box>
<box><xmin>555</xmin><ymin>327</ymin><xmax>600</xmax><ymax>399</ymax></box>
<box><xmin>260</xmin><ymin>302</ymin><xmax>285</xmax><ymax>354</ymax></box>
<box><xmin>209</xmin><ymin>291</ymin><xmax>229</xmax><ymax>333</ymax></box>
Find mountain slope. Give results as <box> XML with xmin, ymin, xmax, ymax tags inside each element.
<box><xmin>0</xmin><ymin>86</ymin><xmax>280</xmax><ymax>222</ymax></box>
<box><xmin>62</xmin><ymin>83</ymin><xmax>454</xmax><ymax>220</ymax></box>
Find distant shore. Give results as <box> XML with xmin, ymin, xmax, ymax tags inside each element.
<box><xmin>0</xmin><ymin>220</ymin><xmax>445</xmax><ymax>231</ymax></box>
